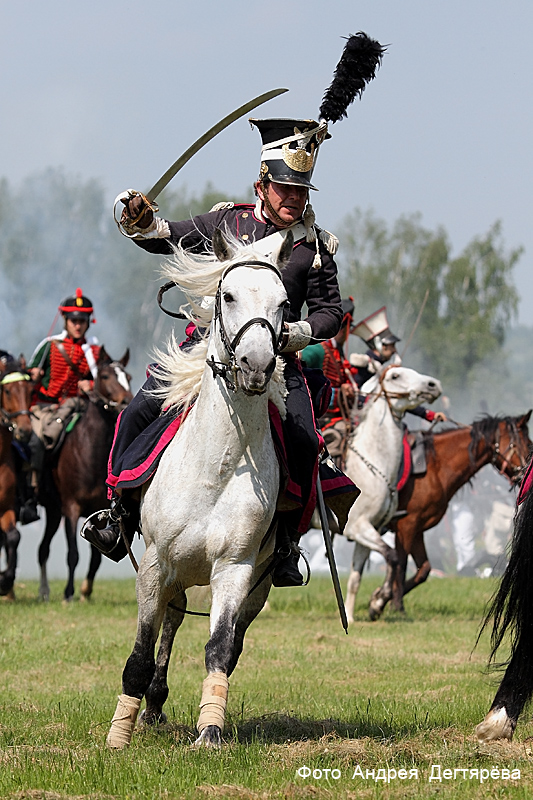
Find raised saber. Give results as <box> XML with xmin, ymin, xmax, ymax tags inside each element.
<box><xmin>316</xmin><ymin>473</ymin><xmax>349</xmax><ymax>634</ymax></box>
<box><xmin>145</xmin><ymin>87</ymin><xmax>288</xmax><ymax>202</ymax></box>
<box><xmin>114</xmin><ymin>87</ymin><xmax>288</xmax><ymax>235</ymax></box>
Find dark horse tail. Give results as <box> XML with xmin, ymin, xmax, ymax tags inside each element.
<box><xmin>480</xmin><ymin>484</ymin><xmax>533</xmax><ymax>696</ymax></box>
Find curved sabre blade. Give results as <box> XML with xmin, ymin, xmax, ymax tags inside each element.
<box><xmin>146</xmin><ymin>87</ymin><xmax>288</xmax><ymax>202</ymax></box>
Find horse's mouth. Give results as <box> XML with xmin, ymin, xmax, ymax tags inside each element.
<box><xmin>418</xmin><ymin>391</ymin><xmax>441</xmax><ymax>404</ymax></box>
<box><xmin>241</xmin><ymin>384</ymin><xmax>268</xmax><ymax>396</ymax></box>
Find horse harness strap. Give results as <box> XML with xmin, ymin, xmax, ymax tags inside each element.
<box><xmin>348</xmin><ymin>442</ymin><xmax>397</xmax><ymax>529</ymax></box>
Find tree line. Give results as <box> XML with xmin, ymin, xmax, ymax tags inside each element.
<box><xmin>0</xmin><ymin>168</ymin><xmax>530</xmax><ymax>420</ymax></box>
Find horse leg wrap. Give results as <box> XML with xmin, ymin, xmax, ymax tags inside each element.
<box><xmin>197</xmin><ymin>672</ymin><xmax>229</xmax><ymax>735</ymax></box>
<box><xmin>106</xmin><ymin>694</ymin><xmax>141</xmax><ymax>749</ymax></box>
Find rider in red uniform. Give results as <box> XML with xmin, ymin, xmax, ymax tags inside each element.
<box><xmin>301</xmin><ymin>298</ymin><xmax>358</xmax><ymax>468</ymax></box>
<box><xmin>26</xmin><ymin>290</ymin><xmax>99</xmax><ymax>515</ymax></box>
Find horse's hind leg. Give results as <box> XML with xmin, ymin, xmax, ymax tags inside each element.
<box><xmin>476</xmin><ymin>653</ymin><xmax>526</xmax><ymax>742</ymax></box>
<box><xmin>345</xmin><ymin>542</ymin><xmax>370</xmax><ymax>624</ymax></box>
<box><xmin>142</xmin><ymin>591</ymin><xmax>187</xmax><ymax>725</ymax></box>
<box><xmin>0</xmin><ymin>512</ymin><xmax>20</xmax><ymax>597</ymax></box>
<box><xmin>80</xmin><ymin>545</ymin><xmax>102</xmax><ymax>601</ymax></box>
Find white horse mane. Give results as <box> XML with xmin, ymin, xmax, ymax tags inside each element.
<box><xmin>148</xmin><ymin>235</ymin><xmax>287</xmax><ymax>417</ymax></box>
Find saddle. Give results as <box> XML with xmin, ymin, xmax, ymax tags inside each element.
<box><xmin>38</xmin><ymin>397</ymin><xmax>86</xmax><ymax>453</ymax></box>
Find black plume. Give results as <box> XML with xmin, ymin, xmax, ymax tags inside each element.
<box><xmin>319</xmin><ymin>32</ymin><xmax>386</xmax><ymax>123</ymax></box>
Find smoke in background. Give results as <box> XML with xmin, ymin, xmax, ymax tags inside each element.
<box><xmin>0</xmin><ymin>169</ymin><xmax>187</xmax><ymax>390</ymax></box>
<box><xmin>1</xmin><ymin>167</ymin><xmax>532</xmax><ymax>416</ymax></box>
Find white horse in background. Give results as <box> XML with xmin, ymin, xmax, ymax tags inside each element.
<box><xmin>343</xmin><ymin>366</ymin><xmax>442</xmax><ymax>623</ymax></box>
<box><xmin>106</xmin><ymin>229</ymin><xmax>292</xmax><ymax>749</ymax></box>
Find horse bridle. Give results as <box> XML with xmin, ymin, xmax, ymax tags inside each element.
<box><xmin>490</xmin><ymin>423</ymin><xmax>528</xmax><ymax>483</ymax></box>
<box><xmin>206</xmin><ymin>260</ymin><xmax>286</xmax><ymax>393</ymax></box>
<box><xmin>0</xmin><ymin>372</ymin><xmax>33</xmax><ymax>433</ymax></box>
<box><xmin>364</xmin><ymin>365</ymin><xmax>422</xmax><ymax>423</ymax></box>
<box><xmin>88</xmin><ymin>361</ymin><xmax>131</xmax><ymax>412</ymax></box>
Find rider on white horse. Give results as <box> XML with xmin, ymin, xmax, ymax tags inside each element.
<box><xmin>84</xmin><ymin>116</ymin><xmax>359</xmax><ymax>586</ymax></box>
<box><xmin>352</xmin><ymin>306</ymin><xmax>447</xmax><ymax>426</ymax></box>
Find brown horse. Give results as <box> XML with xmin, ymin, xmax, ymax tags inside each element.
<box><xmin>37</xmin><ymin>346</ymin><xmax>132</xmax><ymax>602</ymax></box>
<box><xmin>367</xmin><ymin>412</ymin><xmax>532</xmax><ymax>620</ymax></box>
<box><xmin>0</xmin><ymin>360</ymin><xmax>33</xmax><ymax>598</ymax></box>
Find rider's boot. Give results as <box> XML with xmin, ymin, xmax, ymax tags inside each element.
<box><xmin>19</xmin><ymin>470</ymin><xmax>40</xmax><ymax>525</ymax></box>
<box><xmin>272</xmin><ymin>516</ymin><xmax>304</xmax><ymax>588</ymax></box>
<box><xmin>81</xmin><ymin>494</ymin><xmax>139</xmax><ymax>563</ymax></box>
<box><xmin>19</xmin><ymin>493</ymin><xmax>40</xmax><ymax>525</ymax></box>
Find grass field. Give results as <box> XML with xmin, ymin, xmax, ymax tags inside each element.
<box><xmin>1</xmin><ymin>574</ymin><xmax>532</xmax><ymax>799</ymax></box>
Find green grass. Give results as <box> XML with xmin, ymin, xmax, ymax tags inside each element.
<box><xmin>1</xmin><ymin>575</ymin><xmax>532</xmax><ymax>799</ymax></box>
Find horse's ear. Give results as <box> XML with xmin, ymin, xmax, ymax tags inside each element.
<box><xmin>120</xmin><ymin>348</ymin><xmax>130</xmax><ymax>367</ymax></box>
<box><xmin>98</xmin><ymin>345</ymin><xmax>109</xmax><ymax>364</ymax></box>
<box><xmin>519</xmin><ymin>410</ymin><xmax>532</xmax><ymax>427</ymax></box>
<box><xmin>275</xmin><ymin>230</ymin><xmax>293</xmax><ymax>271</ymax></box>
<box><xmin>19</xmin><ymin>354</ymin><xmax>26</xmax><ymax>370</ymax></box>
<box><xmin>212</xmin><ymin>228</ymin><xmax>236</xmax><ymax>262</ymax></box>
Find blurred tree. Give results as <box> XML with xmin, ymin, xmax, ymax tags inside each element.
<box><xmin>338</xmin><ymin>209</ymin><xmax>521</xmax><ymax>392</ymax></box>
<box><xmin>0</xmin><ymin>170</ymin><xmax>253</xmax><ymax>385</ymax></box>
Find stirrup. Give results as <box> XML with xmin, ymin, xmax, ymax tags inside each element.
<box><xmin>272</xmin><ymin>542</ymin><xmax>310</xmax><ymax>588</ymax></box>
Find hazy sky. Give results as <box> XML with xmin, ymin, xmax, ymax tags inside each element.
<box><xmin>1</xmin><ymin>1</ymin><xmax>532</xmax><ymax>322</ymax></box>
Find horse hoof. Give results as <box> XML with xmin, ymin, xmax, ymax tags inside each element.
<box><xmin>475</xmin><ymin>707</ymin><xmax>515</xmax><ymax>743</ymax></box>
<box><xmin>39</xmin><ymin>591</ymin><xmax>50</xmax><ymax>603</ymax></box>
<box><xmin>1</xmin><ymin>588</ymin><xmax>15</xmax><ymax>602</ymax></box>
<box><xmin>62</xmin><ymin>596</ymin><xmax>74</xmax><ymax>606</ymax></box>
<box><xmin>139</xmin><ymin>709</ymin><xmax>168</xmax><ymax>727</ymax></box>
<box><xmin>0</xmin><ymin>574</ymin><xmax>14</xmax><ymax>596</ymax></box>
<box><xmin>194</xmin><ymin>725</ymin><xmax>222</xmax><ymax>747</ymax></box>
<box><xmin>368</xmin><ymin>588</ymin><xmax>384</xmax><ymax>621</ymax></box>
<box><xmin>80</xmin><ymin>579</ymin><xmax>93</xmax><ymax>601</ymax></box>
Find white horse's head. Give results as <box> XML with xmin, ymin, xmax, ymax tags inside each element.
<box><xmin>361</xmin><ymin>365</ymin><xmax>442</xmax><ymax>418</ymax></box>
<box><xmin>211</xmin><ymin>228</ymin><xmax>290</xmax><ymax>395</ymax></box>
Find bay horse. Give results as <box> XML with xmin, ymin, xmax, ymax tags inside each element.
<box><xmin>38</xmin><ymin>346</ymin><xmax>132</xmax><ymax>602</ymax></box>
<box><xmin>343</xmin><ymin>367</ymin><xmax>442</xmax><ymax>624</ymax></box>
<box><xmin>368</xmin><ymin>412</ymin><xmax>531</xmax><ymax>620</ymax></box>
<box><xmin>476</xmin><ymin>456</ymin><xmax>533</xmax><ymax>742</ymax></box>
<box><xmin>0</xmin><ymin>360</ymin><xmax>33</xmax><ymax>597</ymax></box>
<box><xmin>105</xmin><ymin>229</ymin><xmax>291</xmax><ymax>749</ymax></box>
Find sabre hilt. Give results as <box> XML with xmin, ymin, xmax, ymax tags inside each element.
<box><xmin>113</xmin><ymin>189</ymin><xmax>159</xmax><ymax>239</ymax></box>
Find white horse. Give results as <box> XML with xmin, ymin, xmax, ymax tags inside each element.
<box><xmin>343</xmin><ymin>366</ymin><xmax>442</xmax><ymax>623</ymax></box>
<box><xmin>105</xmin><ymin>230</ymin><xmax>292</xmax><ymax>749</ymax></box>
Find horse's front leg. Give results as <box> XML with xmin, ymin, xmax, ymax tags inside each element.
<box><xmin>63</xmin><ymin>507</ymin><xmax>80</xmax><ymax>602</ymax></box>
<box><xmin>0</xmin><ymin>511</ymin><xmax>20</xmax><ymax>597</ymax></box>
<box><xmin>345</xmin><ymin>542</ymin><xmax>370</xmax><ymax>624</ymax></box>
<box><xmin>402</xmin><ymin>532</ymin><xmax>431</xmax><ymax>597</ymax></box>
<box><xmin>390</xmin><ymin>538</ymin><xmax>408</xmax><ymax>613</ymax></box>
<box><xmin>195</xmin><ymin>563</ymin><xmax>254</xmax><ymax>747</ymax></box>
<box><xmin>38</xmin><ymin>502</ymin><xmax>62</xmax><ymax>602</ymax></box>
<box><xmin>142</xmin><ymin>590</ymin><xmax>187</xmax><ymax>725</ymax></box>
<box><xmin>80</xmin><ymin>544</ymin><xmax>102</xmax><ymax>602</ymax></box>
<box><xmin>107</xmin><ymin>545</ymin><xmax>166</xmax><ymax>749</ymax></box>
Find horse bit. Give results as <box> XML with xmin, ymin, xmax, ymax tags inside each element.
<box><xmin>206</xmin><ymin>260</ymin><xmax>287</xmax><ymax>393</ymax></box>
